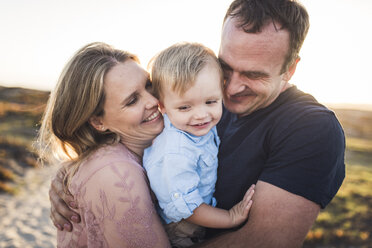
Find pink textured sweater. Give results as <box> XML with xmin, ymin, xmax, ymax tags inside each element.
<box><xmin>57</xmin><ymin>143</ymin><xmax>170</xmax><ymax>248</ymax></box>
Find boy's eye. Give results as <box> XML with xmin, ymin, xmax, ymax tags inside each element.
<box><xmin>178</xmin><ymin>105</ymin><xmax>190</xmax><ymax>111</ymax></box>
<box><xmin>206</xmin><ymin>100</ymin><xmax>218</xmax><ymax>105</ymax></box>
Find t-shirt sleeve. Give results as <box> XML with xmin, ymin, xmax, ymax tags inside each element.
<box><xmin>79</xmin><ymin>161</ymin><xmax>170</xmax><ymax>248</ymax></box>
<box><xmin>146</xmin><ymin>153</ymin><xmax>204</xmax><ymax>222</ymax></box>
<box><xmin>259</xmin><ymin>111</ymin><xmax>345</xmax><ymax>208</ymax></box>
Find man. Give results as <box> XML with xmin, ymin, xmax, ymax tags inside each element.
<box><xmin>49</xmin><ymin>0</ymin><xmax>345</xmax><ymax>247</ymax></box>
<box><xmin>197</xmin><ymin>0</ymin><xmax>345</xmax><ymax>247</ymax></box>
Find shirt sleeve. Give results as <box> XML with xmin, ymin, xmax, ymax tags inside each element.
<box><xmin>79</xmin><ymin>161</ymin><xmax>170</xmax><ymax>248</ymax></box>
<box><xmin>147</xmin><ymin>153</ymin><xmax>204</xmax><ymax>223</ymax></box>
<box><xmin>259</xmin><ymin>111</ymin><xmax>345</xmax><ymax>208</ymax></box>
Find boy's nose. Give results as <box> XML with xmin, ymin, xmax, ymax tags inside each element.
<box><xmin>194</xmin><ymin>109</ymin><xmax>208</xmax><ymax>120</ymax></box>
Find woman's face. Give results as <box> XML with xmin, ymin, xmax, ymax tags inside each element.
<box><xmin>99</xmin><ymin>60</ymin><xmax>163</xmax><ymax>148</ymax></box>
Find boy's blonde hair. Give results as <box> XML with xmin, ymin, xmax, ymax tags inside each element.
<box><xmin>149</xmin><ymin>42</ymin><xmax>223</xmax><ymax>99</ymax></box>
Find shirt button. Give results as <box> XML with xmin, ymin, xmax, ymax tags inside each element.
<box><xmin>174</xmin><ymin>193</ymin><xmax>180</xmax><ymax>198</ymax></box>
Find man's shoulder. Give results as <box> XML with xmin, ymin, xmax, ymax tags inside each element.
<box><xmin>218</xmin><ymin>88</ymin><xmax>342</xmax><ymax>148</ymax></box>
<box><xmin>266</xmin><ymin>87</ymin><xmax>336</xmax><ymax>125</ymax></box>
<box><xmin>277</xmin><ymin>86</ymin><xmax>330</xmax><ymax>112</ymax></box>
<box><xmin>284</xmin><ymin>96</ymin><xmax>338</xmax><ymax>125</ymax></box>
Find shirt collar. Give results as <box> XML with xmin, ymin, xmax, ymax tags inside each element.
<box><xmin>163</xmin><ymin>114</ymin><xmax>215</xmax><ymax>144</ymax></box>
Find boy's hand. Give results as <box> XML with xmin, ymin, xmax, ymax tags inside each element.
<box><xmin>228</xmin><ymin>184</ymin><xmax>255</xmax><ymax>226</ymax></box>
<box><xmin>49</xmin><ymin>166</ymin><xmax>80</xmax><ymax>232</ymax></box>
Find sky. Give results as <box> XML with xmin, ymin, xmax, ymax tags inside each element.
<box><xmin>0</xmin><ymin>0</ymin><xmax>371</xmax><ymax>105</ymax></box>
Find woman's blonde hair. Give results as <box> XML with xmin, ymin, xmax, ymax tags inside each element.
<box><xmin>36</xmin><ymin>42</ymin><xmax>139</xmax><ymax>191</ymax></box>
<box><xmin>149</xmin><ymin>42</ymin><xmax>223</xmax><ymax>100</ymax></box>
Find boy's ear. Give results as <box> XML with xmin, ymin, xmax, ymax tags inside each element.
<box><xmin>89</xmin><ymin>116</ymin><xmax>106</xmax><ymax>132</ymax></box>
<box><xmin>158</xmin><ymin>102</ymin><xmax>166</xmax><ymax>115</ymax></box>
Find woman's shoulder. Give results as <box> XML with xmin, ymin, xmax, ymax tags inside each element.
<box><xmin>89</xmin><ymin>143</ymin><xmax>139</xmax><ymax>162</ymax></box>
<box><xmin>71</xmin><ymin>143</ymin><xmax>144</xmax><ymax>189</ymax></box>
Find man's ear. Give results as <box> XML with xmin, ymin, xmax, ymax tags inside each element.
<box><xmin>283</xmin><ymin>57</ymin><xmax>300</xmax><ymax>82</ymax></box>
<box><xmin>89</xmin><ymin>116</ymin><xmax>106</xmax><ymax>132</ymax></box>
<box><xmin>158</xmin><ymin>102</ymin><xmax>166</xmax><ymax>115</ymax></box>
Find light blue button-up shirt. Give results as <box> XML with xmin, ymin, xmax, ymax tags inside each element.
<box><xmin>143</xmin><ymin>114</ymin><xmax>220</xmax><ymax>224</ymax></box>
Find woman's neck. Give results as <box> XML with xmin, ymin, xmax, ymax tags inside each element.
<box><xmin>126</xmin><ymin>145</ymin><xmax>143</xmax><ymax>161</ymax></box>
<box><xmin>121</xmin><ymin>139</ymin><xmax>152</xmax><ymax>162</ymax></box>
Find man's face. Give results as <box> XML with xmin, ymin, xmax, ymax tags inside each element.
<box><xmin>219</xmin><ymin>17</ymin><xmax>294</xmax><ymax>117</ymax></box>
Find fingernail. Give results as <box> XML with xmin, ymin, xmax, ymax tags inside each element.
<box><xmin>57</xmin><ymin>224</ymin><xmax>62</xmax><ymax>231</ymax></box>
<box><xmin>69</xmin><ymin>201</ymin><xmax>76</xmax><ymax>208</ymax></box>
<box><xmin>71</xmin><ymin>215</ymin><xmax>78</xmax><ymax>222</ymax></box>
<box><xmin>64</xmin><ymin>223</ymin><xmax>71</xmax><ymax>231</ymax></box>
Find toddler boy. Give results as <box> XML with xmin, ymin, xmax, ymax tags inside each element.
<box><xmin>143</xmin><ymin>42</ymin><xmax>255</xmax><ymax>247</ymax></box>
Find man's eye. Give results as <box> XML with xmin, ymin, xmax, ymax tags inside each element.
<box><xmin>243</xmin><ymin>72</ymin><xmax>268</xmax><ymax>80</ymax></box>
<box><xmin>222</xmin><ymin>70</ymin><xmax>232</xmax><ymax>81</ymax></box>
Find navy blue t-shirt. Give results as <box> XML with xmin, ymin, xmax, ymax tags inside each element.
<box><xmin>214</xmin><ymin>86</ymin><xmax>345</xmax><ymax>211</ymax></box>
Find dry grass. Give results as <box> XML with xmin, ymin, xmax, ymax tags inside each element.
<box><xmin>0</xmin><ymin>181</ymin><xmax>17</xmax><ymax>194</ymax></box>
<box><xmin>0</xmin><ymin>86</ymin><xmax>48</xmax><ymax>193</ymax></box>
<box><xmin>0</xmin><ymin>166</ymin><xmax>16</xmax><ymax>180</ymax></box>
<box><xmin>346</xmin><ymin>137</ymin><xmax>372</xmax><ymax>153</ymax></box>
<box><xmin>304</xmin><ymin>162</ymin><xmax>372</xmax><ymax>247</ymax></box>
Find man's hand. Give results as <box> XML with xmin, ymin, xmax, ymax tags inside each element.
<box><xmin>49</xmin><ymin>166</ymin><xmax>80</xmax><ymax>232</ymax></box>
<box><xmin>228</xmin><ymin>184</ymin><xmax>254</xmax><ymax>226</ymax></box>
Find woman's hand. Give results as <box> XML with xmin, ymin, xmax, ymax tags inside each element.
<box><xmin>49</xmin><ymin>166</ymin><xmax>80</xmax><ymax>231</ymax></box>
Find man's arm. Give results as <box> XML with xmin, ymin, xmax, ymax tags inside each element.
<box><xmin>194</xmin><ymin>180</ymin><xmax>320</xmax><ymax>248</ymax></box>
<box><xmin>49</xmin><ymin>166</ymin><xmax>80</xmax><ymax>231</ymax></box>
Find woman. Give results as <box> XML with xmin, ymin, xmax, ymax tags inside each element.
<box><xmin>37</xmin><ymin>42</ymin><xmax>170</xmax><ymax>247</ymax></box>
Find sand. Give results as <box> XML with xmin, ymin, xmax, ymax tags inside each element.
<box><xmin>0</xmin><ymin>165</ymin><xmax>58</xmax><ymax>248</ymax></box>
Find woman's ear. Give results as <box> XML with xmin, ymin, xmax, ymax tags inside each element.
<box><xmin>89</xmin><ymin>116</ymin><xmax>106</xmax><ymax>132</ymax></box>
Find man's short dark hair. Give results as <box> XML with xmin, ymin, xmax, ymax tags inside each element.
<box><xmin>224</xmin><ymin>0</ymin><xmax>310</xmax><ymax>73</ymax></box>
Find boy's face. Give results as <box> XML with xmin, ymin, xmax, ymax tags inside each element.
<box><xmin>159</xmin><ymin>63</ymin><xmax>223</xmax><ymax>137</ymax></box>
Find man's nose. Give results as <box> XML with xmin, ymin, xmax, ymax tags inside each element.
<box><xmin>225</xmin><ymin>72</ymin><xmax>246</xmax><ymax>95</ymax></box>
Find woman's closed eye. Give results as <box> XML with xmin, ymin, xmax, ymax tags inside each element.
<box><xmin>126</xmin><ymin>94</ymin><xmax>139</xmax><ymax>107</ymax></box>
